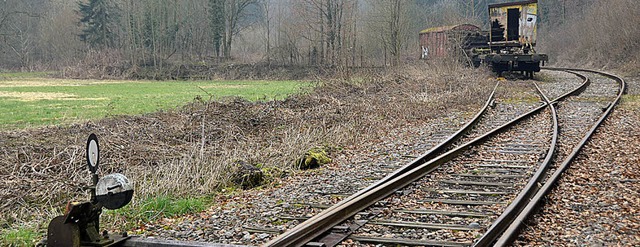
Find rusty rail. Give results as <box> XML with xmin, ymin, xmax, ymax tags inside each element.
<box><xmin>265</xmin><ymin>86</ymin><xmax>561</xmax><ymax>246</ymax></box>
<box><xmin>120</xmin><ymin>237</ymin><xmax>243</xmax><ymax>247</ymax></box>
<box><xmin>473</xmin><ymin>80</ymin><xmax>560</xmax><ymax>246</ymax></box>
<box><xmin>492</xmin><ymin>68</ymin><xmax>626</xmax><ymax>246</ymax></box>
<box><xmin>263</xmin><ymin>82</ymin><xmax>499</xmax><ymax>246</ymax></box>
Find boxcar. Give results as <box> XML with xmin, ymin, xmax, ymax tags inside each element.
<box><xmin>418</xmin><ymin>0</ymin><xmax>548</xmax><ymax>77</ymax></box>
<box><xmin>419</xmin><ymin>24</ymin><xmax>486</xmax><ymax>63</ymax></box>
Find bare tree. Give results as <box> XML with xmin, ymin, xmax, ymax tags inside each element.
<box><xmin>269</xmin><ymin>0</ymin><xmax>302</xmax><ymax>65</ymax></box>
<box><xmin>366</xmin><ymin>0</ymin><xmax>412</xmax><ymax>66</ymax></box>
<box><xmin>0</xmin><ymin>0</ymin><xmax>42</xmax><ymax>70</ymax></box>
<box><xmin>209</xmin><ymin>0</ymin><xmax>225</xmax><ymax>57</ymax></box>
<box><xmin>223</xmin><ymin>0</ymin><xmax>259</xmax><ymax>58</ymax></box>
<box><xmin>292</xmin><ymin>0</ymin><xmax>356</xmax><ymax>66</ymax></box>
<box><xmin>260</xmin><ymin>0</ymin><xmax>272</xmax><ymax>64</ymax></box>
<box><xmin>36</xmin><ymin>1</ymin><xmax>84</xmax><ymax>66</ymax></box>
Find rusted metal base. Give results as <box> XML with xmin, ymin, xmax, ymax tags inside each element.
<box><xmin>46</xmin><ymin>201</ymin><xmax>132</xmax><ymax>247</ymax></box>
<box><xmin>47</xmin><ymin>216</ymin><xmax>80</xmax><ymax>247</ymax></box>
<box><xmin>47</xmin><ymin>216</ymin><xmax>131</xmax><ymax>247</ymax></box>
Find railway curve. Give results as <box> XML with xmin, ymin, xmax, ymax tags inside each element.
<box><xmin>265</xmin><ymin>68</ymin><xmax>625</xmax><ymax>247</ymax></box>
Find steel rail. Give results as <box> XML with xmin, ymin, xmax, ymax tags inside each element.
<box><xmin>263</xmin><ymin>82</ymin><xmax>499</xmax><ymax>246</ymax></box>
<box><xmin>472</xmin><ymin>67</ymin><xmax>595</xmax><ymax>246</ymax></box>
<box><xmin>114</xmin><ymin>68</ymin><xmax>607</xmax><ymax>247</ymax></box>
<box><xmin>111</xmin><ymin>81</ymin><xmax>500</xmax><ymax>247</ymax></box>
<box><xmin>267</xmin><ymin>68</ymin><xmax>594</xmax><ymax>247</ymax></box>
<box><xmin>473</xmin><ymin>81</ymin><xmax>559</xmax><ymax>246</ymax></box>
<box><xmin>107</xmin><ymin>80</ymin><xmax>500</xmax><ymax>247</ymax></box>
<box><xmin>121</xmin><ymin>237</ymin><xmax>243</xmax><ymax>247</ymax></box>
<box><xmin>493</xmin><ymin>69</ymin><xmax>626</xmax><ymax>246</ymax></box>
<box><xmin>266</xmin><ymin>87</ymin><xmax>564</xmax><ymax>247</ymax></box>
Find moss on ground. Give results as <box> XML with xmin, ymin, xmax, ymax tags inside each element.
<box><xmin>297</xmin><ymin>147</ymin><xmax>332</xmax><ymax>170</ymax></box>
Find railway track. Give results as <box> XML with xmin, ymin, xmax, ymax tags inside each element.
<box><xmin>264</xmin><ymin>68</ymin><xmax>625</xmax><ymax>247</ymax></box>
<box><xmin>242</xmin><ymin>79</ymin><xmax>545</xmax><ymax>238</ymax></box>
<box><xmin>494</xmin><ymin>69</ymin><xmax>625</xmax><ymax>246</ymax></box>
<box><xmin>239</xmin><ymin>81</ymin><xmax>540</xmax><ymax>242</ymax></box>
<box><xmin>60</xmin><ymin>68</ymin><xmax>624</xmax><ymax>247</ymax></box>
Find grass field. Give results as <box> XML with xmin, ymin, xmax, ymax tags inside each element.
<box><xmin>0</xmin><ymin>73</ymin><xmax>308</xmax><ymax>129</ymax></box>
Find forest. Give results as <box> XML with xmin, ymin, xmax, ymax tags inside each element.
<box><xmin>0</xmin><ymin>0</ymin><xmax>638</xmax><ymax>76</ymax></box>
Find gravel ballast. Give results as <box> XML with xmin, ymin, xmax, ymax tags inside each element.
<box><xmin>515</xmin><ymin>103</ymin><xmax>640</xmax><ymax>245</ymax></box>
<box><xmin>13</xmin><ymin>70</ymin><xmax>636</xmax><ymax>246</ymax></box>
<box><xmin>135</xmin><ymin>73</ymin><xmax>640</xmax><ymax>246</ymax></box>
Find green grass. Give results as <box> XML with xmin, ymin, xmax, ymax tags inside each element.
<box><xmin>0</xmin><ymin>71</ymin><xmax>53</xmax><ymax>79</ymax></box>
<box><xmin>0</xmin><ymin>228</ymin><xmax>40</xmax><ymax>247</ymax></box>
<box><xmin>0</xmin><ymin>195</ymin><xmax>209</xmax><ymax>246</ymax></box>
<box><xmin>501</xmin><ymin>94</ymin><xmax>540</xmax><ymax>104</ymax></box>
<box><xmin>535</xmin><ymin>72</ymin><xmax>555</xmax><ymax>83</ymax></box>
<box><xmin>137</xmin><ymin>195</ymin><xmax>208</xmax><ymax>219</ymax></box>
<box><xmin>0</xmin><ymin>77</ymin><xmax>308</xmax><ymax>129</ymax></box>
<box><xmin>105</xmin><ymin>195</ymin><xmax>209</xmax><ymax>230</ymax></box>
<box><xmin>622</xmin><ymin>94</ymin><xmax>640</xmax><ymax>109</ymax></box>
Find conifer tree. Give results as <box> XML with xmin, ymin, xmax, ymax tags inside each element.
<box><xmin>78</xmin><ymin>0</ymin><xmax>120</xmax><ymax>48</ymax></box>
<box><xmin>209</xmin><ymin>0</ymin><xmax>226</xmax><ymax>57</ymax></box>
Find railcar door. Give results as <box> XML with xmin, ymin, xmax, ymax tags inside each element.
<box><xmin>507</xmin><ymin>8</ymin><xmax>520</xmax><ymax>41</ymax></box>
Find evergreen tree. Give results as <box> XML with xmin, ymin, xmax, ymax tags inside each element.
<box><xmin>209</xmin><ymin>0</ymin><xmax>226</xmax><ymax>57</ymax></box>
<box><xmin>78</xmin><ymin>0</ymin><xmax>120</xmax><ymax>48</ymax></box>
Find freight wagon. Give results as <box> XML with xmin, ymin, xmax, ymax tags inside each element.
<box><xmin>419</xmin><ymin>0</ymin><xmax>548</xmax><ymax>77</ymax></box>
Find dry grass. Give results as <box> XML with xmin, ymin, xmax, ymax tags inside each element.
<box><xmin>0</xmin><ymin>79</ymin><xmax>134</xmax><ymax>88</ymax></box>
<box><xmin>0</xmin><ymin>91</ymin><xmax>110</xmax><ymax>101</ymax></box>
<box><xmin>0</xmin><ymin>63</ymin><xmax>494</xmax><ymax>234</ymax></box>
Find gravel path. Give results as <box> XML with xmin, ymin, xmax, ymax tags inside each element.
<box><xmin>538</xmin><ymin>70</ymin><xmax>584</xmax><ymax>100</ymax></box>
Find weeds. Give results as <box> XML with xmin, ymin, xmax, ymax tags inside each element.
<box><xmin>622</xmin><ymin>95</ymin><xmax>640</xmax><ymax>109</ymax></box>
<box><xmin>0</xmin><ymin>64</ymin><xmax>494</xmax><ymax>238</ymax></box>
<box><xmin>103</xmin><ymin>195</ymin><xmax>209</xmax><ymax>231</ymax></box>
<box><xmin>0</xmin><ymin>227</ymin><xmax>40</xmax><ymax>247</ymax></box>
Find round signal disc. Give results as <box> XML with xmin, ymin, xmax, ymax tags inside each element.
<box><xmin>95</xmin><ymin>173</ymin><xmax>134</xmax><ymax>209</ymax></box>
<box><xmin>86</xmin><ymin>134</ymin><xmax>99</xmax><ymax>173</ymax></box>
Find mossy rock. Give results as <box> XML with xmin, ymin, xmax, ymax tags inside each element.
<box><xmin>230</xmin><ymin>160</ymin><xmax>264</xmax><ymax>189</ymax></box>
<box><xmin>296</xmin><ymin>147</ymin><xmax>332</xmax><ymax>170</ymax></box>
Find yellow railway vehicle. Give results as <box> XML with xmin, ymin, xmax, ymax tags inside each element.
<box><xmin>481</xmin><ymin>0</ymin><xmax>548</xmax><ymax>77</ymax></box>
